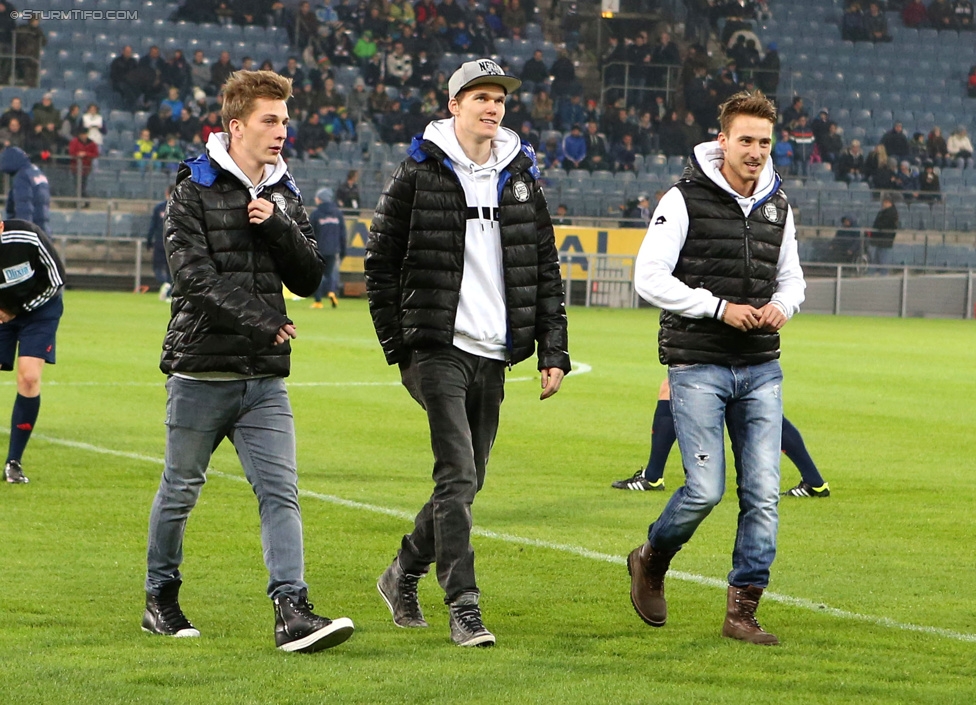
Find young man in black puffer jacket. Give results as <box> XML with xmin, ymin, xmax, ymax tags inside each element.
<box><xmin>366</xmin><ymin>59</ymin><xmax>570</xmax><ymax>648</ymax></box>
<box><xmin>143</xmin><ymin>70</ymin><xmax>355</xmax><ymax>654</ymax></box>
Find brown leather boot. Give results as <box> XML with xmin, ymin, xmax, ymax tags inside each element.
<box><xmin>721</xmin><ymin>585</ymin><xmax>780</xmax><ymax>645</ymax></box>
<box><xmin>627</xmin><ymin>541</ymin><xmax>676</xmax><ymax>627</ymax></box>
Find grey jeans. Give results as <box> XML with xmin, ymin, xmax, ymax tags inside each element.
<box><xmin>397</xmin><ymin>346</ymin><xmax>506</xmax><ymax>603</ymax></box>
<box><xmin>145</xmin><ymin>376</ymin><xmax>307</xmax><ymax>601</ymax></box>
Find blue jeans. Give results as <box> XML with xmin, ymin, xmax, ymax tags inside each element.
<box><xmin>314</xmin><ymin>254</ymin><xmax>339</xmax><ymax>301</ymax></box>
<box><xmin>648</xmin><ymin>360</ymin><xmax>783</xmax><ymax>588</ymax></box>
<box><xmin>146</xmin><ymin>376</ymin><xmax>307</xmax><ymax>600</ymax></box>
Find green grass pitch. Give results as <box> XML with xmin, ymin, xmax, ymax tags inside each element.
<box><xmin>1</xmin><ymin>291</ymin><xmax>974</xmax><ymax>704</ymax></box>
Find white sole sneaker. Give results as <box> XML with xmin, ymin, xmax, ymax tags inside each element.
<box><xmin>277</xmin><ymin>617</ymin><xmax>355</xmax><ymax>653</ymax></box>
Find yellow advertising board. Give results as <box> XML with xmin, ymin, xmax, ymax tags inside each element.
<box><xmin>340</xmin><ymin>218</ymin><xmax>647</xmax><ymax>279</ymax></box>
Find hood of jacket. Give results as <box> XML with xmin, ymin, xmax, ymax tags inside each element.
<box><xmin>0</xmin><ymin>146</ymin><xmax>30</xmax><ymax>174</ymax></box>
<box><xmin>204</xmin><ymin>132</ymin><xmax>290</xmax><ymax>198</ymax></box>
<box><xmin>421</xmin><ymin>117</ymin><xmax>522</xmax><ymax>173</ymax></box>
<box><xmin>692</xmin><ymin>140</ymin><xmax>781</xmax><ymax>213</ymax></box>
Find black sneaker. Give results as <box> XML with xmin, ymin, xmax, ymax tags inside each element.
<box><xmin>142</xmin><ymin>579</ymin><xmax>200</xmax><ymax>637</ymax></box>
<box><xmin>611</xmin><ymin>468</ymin><xmax>664</xmax><ymax>491</ymax></box>
<box><xmin>448</xmin><ymin>592</ymin><xmax>495</xmax><ymax>647</ymax></box>
<box><xmin>377</xmin><ymin>557</ymin><xmax>428</xmax><ymax>628</ymax></box>
<box><xmin>782</xmin><ymin>481</ymin><xmax>830</xmax><ymax>498</ymax></box>
<box><xmin>4</xmin><ymin>459</ymin><xmax>28</xmax><ymax>484</ymax></box>
<box><xmin>273</xmin><ymin>591</ymin><xmax>354</xmax><ymax>653</ymax></box>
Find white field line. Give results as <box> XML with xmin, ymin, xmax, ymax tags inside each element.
<box><xmin>24</xmin><ymin>429</ymin><xmax>976</xmax><ymax>644</ymax></box>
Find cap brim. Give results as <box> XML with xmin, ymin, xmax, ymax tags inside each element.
<box><xmin>454</xmin><ymin>75</ymin><xmax>522</xmax><ymax>97</ymax></box>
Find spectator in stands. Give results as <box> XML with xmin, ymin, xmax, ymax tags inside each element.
<box><xmin>415</xmin><ymin>0</ymin><xmax>438</xmax><ymax>26</ymax></box>
<box><xmin>864</xmin><ymin>2</ymin><xmax>892</xmax><ymax>41</ymax></box>
<box><xmin>955</xmin><ymin>0</ymin><xmax>975</xmax><ymax>29</ymax></box>
<box><xmin>156</xmin><ymin>134</ymin><xmax>185</xmax><ymax>173</ymax></box>
<box><xmin>864</xmin><ymin>142</ymin><xmax>888</xmax><ymax>186</ymax></box>
<box><xmin>561</xmin><ymin>123</ymin><xmax>586</xmax><ymax>172</ymax></box>
<box><xmin>757</xmin><ymin>42</ymin><xmax>780</xmax><ymax>96</ymax></box>
<box><xmin>968</xmin><ymin>65</ymin><xmax>976</xmax><ymax>98</ymax></box>
<box><xmin>163</xmin><ymin>49</ymin><xmax>192</xmax><ymax>95</ymax></box>
<box><xmin>772</xmin><ymin>128</ymin><xmax>794</xmax><ymax>174</ymax></box>
<box><xmin>555</xmin><ymin>93</ymin><xmax>585</xmax><ymax>133</ymax></box>
<box><xmin>59</xmin><ymin>104</ymin><xmax>81</xmax><ymax>145</ymax></box>
<box><xmin>867</xmin><ymin>195</ymin><xmax>899</xmax><ymax>271</ymax></box>
<box><xmin>908</xmin><ymin>131</ymin><xmax>929</xmax><ymax>166</ymax></box>
<box><xmin>139</xmin><ymin>44</ymin><xmax>168</xmax><ymax>95</ymax></box>
<box><xmin>132</xmin><ymin>128</ymin><xmax>158</xmax><ymax>172</ymax></box>
<box><xmin>200</xmin><ymin>110</ymin><xmax>223</xmax><ymax>141</ymax></box>
<box><xmin>881</xmin><ymin>122</ymin><xmax>911</xmax><ymax>162</ymax></box>
<box><xmin>292</xmin><ymin>0</ymin><xmax>321</xmax><ymax>47</ymax></box>
<box><xmin>184</xmin><ymin>133</ymin><xmax>205</xmax><ymax>159</ymax></box>
<box><xmin>613</xmin><ymin>132</ymin><xmax>638</xmax><ymax>173</ymax></box>
<box><xmin>346</xmin><ymin>76</ymin><xmax>370</xmax><ymax>123</ymax></box>
<box><xmin>310</xmin><ymin>187</ymin><xmax>347</xmax><ymax>309</ymax></box>
<box><xmin>521</xmin><ymin>50</ymin><xmax>550</xmax><ymax>94</ymax></box>
<box><xmin>210</xmin><ymin>51</ymin><xmax>237</xmax><ymax>94</ymax></box>
<box><xmin>67</xmin><ymin>127</ymin><xmax>98</xmax><ymax>203</ymax></box>
<box><xmin>386</xmin><ymin>41</ymin><xmax>413</xmax><ymax>87</ymax></box>
<box><xmin>484</xmin><ymin>4</ymin><xmax>503</xmax><ymax>36</ymax></box>
<box><xmin>927</xmin><ymin>125</ymin><xmax>950</xmax><ymax>167</ymax></box>
<box><xmin>530</xmin><ymin>89</ymin><xmax>554</xmax><ymax>130</ymax></box>
<box><xmin>110</xmin><ymin>45</ymin><xmax>139</xmax><ymax>105</ymax></box>
<box><xmin>161</xmin><ymin>87</ymin><xmax>185</xmax><ymax>122</ymax></box>
<box><xmin>177</xmin><ymin>108</ymin><xmax>202</xmax><ymax>144</ymax></box>
<box><xmin>353</xmin><ymin>30</ymin><xmax>379</xmax><ymax>66</ymax></box>
<box><xmin>810</xmin><ymin>108</ymin><xmax>832</xmax><ymax>148</ymax></box>
<box><xmin>551</xmin><ymin>203</ymin><xmax>571</xmax><ymax>225</ymax></box>
<box><xmin>830</xmin><ymin>215</ymin><xmax>862</xmax><ymax>263</ymax></box>
<box><xmin>650</xmin><ymin>31</ymin><xmax>682</xmax><ymax>93</ymax></box>
<box><xmin>30</xmin><ymin>94</ymin><xmax>58</xmax><ymax>130</ymax></box>
<box><xmin>819</xmin><ymin>123</ymin><xmax>844</xmax><ymax>167</ymax></box>
<box><xmin>362</xmin><ymin>50</ymin><xmax>386</xmax><ymax>88</ymax></box>
<box><xmin>678</xmin><ymin>110</ymin><xmax>705</xmax><ymax>152</ymax></box>
<box><xmin>550</xmin><ymin>50</ymin><xmax>579</xmax><ymax>99</ymax></box>
<box><xmin>929</xmin><ymin>0</ymin><xmax>956</xmax><ymax>29</ymax></box>
<box><xmin>540</xmin><ymin>134</ymin><xmax>563</xmax><ymax>170</ymax></box>
<box><xmin>190</xmin><ymin>50</ymin><xmax>211</xmax><ymax>94</ymax></box>
<box><xmin>146</xmin><ymin>186</ymin><xmax>172</xmax><ymax>301</ymax></box>
<box><xmin>296</xmin><ymin>111</ymin><xmax>329</xmax><ymax>159</ymax></box>
<box><xmin>1</xmin><ymin>98</ymin><xmax>29</xmax><ymax>131</ymax></box>
<box><xmin>13</xmin><ymin>16</ymin><xmax>45</xmax><ymax>87</ymax></box>
<box><xmin>836</xmin><ymin>138</ymin><xmax>866</xmax><ymax>183</ymax></box>
<box><xmin>335</xmin><ymin>169</ymin><xmax>361</xmax><ymax>209</ymax></box>
<box><xmin>0</xmin><ymin>147</ymin><xmax>50</xmax><ymax>234</ymax></box>
<box><xmin>25</xmin><ymin>121</ymin><xmax>62</xmax><ymax>166</ymax></box>
<box><xmin>147</xmin><ymin>105</ymin><xmax>177</xmax><ymax>142</ymax></box>
<box><xmin>82</xmin><ymin>104</ymin><xmax>107</xmax><ymax>152</ymax></box>
<box><xmin>517</xmin><ymin>120</ymin><xmax>541</xmax><ymax>151</ymax></box>
<box><xmin>842</xmin><ymin>2</ymin><xmax>867</xmax><ymax>42</ymax></box>
<box><xmin>657</xmin><ymin>109</ymin><xmax>686</xmax><ymax>158</ymax></box>
<box><xmin>410</xmin><ymin>49</ymin><xmax>436</xmax><ymax>89</ymax></box>
<box><xmin>368</xmin><ymin>82</ymin><xmax>395</xmax><ymax>120</ymax></box>
<box><xmin>947</xmin><ymin>125</ymin><xmax>974</xmax><ymax>168</ymax></box>
<box><xmin>502</xmin><ymin>0</ymin><xmax>528</xmax><ymax>36</ymax></box>
<box><xmin>893</xmin><ymin>160</ymin><xmax>919</xmax><ymax>199</ymax></box>
<box><xmin>902</xmin><ymin>0</ymin><xmax>928</xmax><ymax>27</ymax></box>
<box><xmin>582</xmin><ymin>120</ymin><xmax>611</xmax><ymax>172</ymax></box>
<box><xmin>469</xmin><ymin>12</ymin><xmax>496</xmax><ymax>55</ymax></box>
<box><xmin>918</xmin><ymin>163</ymin><xmax>942</xmax><ymax>203</ymax></box>
<box><xmin>387</xmin><ymin>0</ymin><xmax>415</xmax><ymax>29</ymax></box>
<box><xmin>325</xmin><ymin>105</ymin><xmax>357</xmax><ymax>142</ymax></box>
<box><xmin>779</xmin><ymin>96</ymin><xmax>806</xmax><ymax>131</ymax></box>
<box><xmin>0</xmin><ymin>118</ymin><xmax>24</xmax><ymax>150</ymax></box>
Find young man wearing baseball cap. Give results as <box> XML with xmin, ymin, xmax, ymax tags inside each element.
<box><xmin>366</xmin><ymin>59</ymin><xmax>570</xmax><ymax>647</ymax></box>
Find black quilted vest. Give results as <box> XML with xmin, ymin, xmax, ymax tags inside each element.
<box><xmin>658</xmin><ymin>156</ymin><xmax>788</xmax><ymax>366</ymax></box>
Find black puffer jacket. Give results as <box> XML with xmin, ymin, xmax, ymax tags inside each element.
<box><xmin>366</xmin><ymin>137</ymin><xmax>570</xmax><ymax>372</ymax></box>
<box><xmin>160</xmin><ymin>153</ymin><xmax>324</xmax><ymax>377</ymax></box>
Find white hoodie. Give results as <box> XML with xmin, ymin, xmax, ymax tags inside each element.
<box><xmin>423</xmin><ymin>118</ymin><xmax>522</xmax><ymax>361</ymax></box>
<box><xmin>205</xmin><ymin>132</ymin><xmax>290</xmax><ymax>198</ymax></box>
<box><xmin>634</xmin><ymin>140</ymin><xmax>805</xmax><ymax>321</ymax></box>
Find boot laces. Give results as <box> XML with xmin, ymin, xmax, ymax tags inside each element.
<box><xmin>452</xmin><ymin>604</ymin><xmax>485</xmax><ymax>633</ymax></box>
<box><xmin>398</xmin><ymin>572</ymin><xmax>423</xmax><ymax>618</ymax></box>
<box><xmin>157</xmin><ymin>598</ymin><xmax>192</xmax><ymax>631</ymax></box>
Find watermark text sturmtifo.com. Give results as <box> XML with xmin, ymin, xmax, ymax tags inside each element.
<box><xmin>12</xmin><ymin>10</ymin><xmax>139</xmax><ymax>21</ymax></box>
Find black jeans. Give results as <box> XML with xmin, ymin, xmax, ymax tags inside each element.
<box><xmin>397</xmin><ymin>345</ymin><xmax>506</xmax><ymax>603</ymax></box>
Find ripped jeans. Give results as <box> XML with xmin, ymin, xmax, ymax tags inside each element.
<box><xmin>648</xmin><ymin>360</ymin><xmax>783</xmax><ymax>588</ymax></box>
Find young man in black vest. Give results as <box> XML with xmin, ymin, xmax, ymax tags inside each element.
<box><xmin>627</xmin><ymin>91</ymin><xmax>806</xmax><ymax>646</ymax></box>
<box><xmin>366</xmin><ymin>59</ymin><xmax>570</xmax><ymax>647</ymax></box>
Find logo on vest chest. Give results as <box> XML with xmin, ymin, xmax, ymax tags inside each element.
<box><xmin>271</xmin><ymin>192</ymin><xmax>288</xmax><ymax>213</ymax></box>
<box><xmin>761</xmin><ymin>202</ymin><xmax>779</xmax><ymax>223</ymax></box>
<box><xmin>513</xmin><ymin>181</ymin><xmax>529</xmax><ymax>202</ymax></box>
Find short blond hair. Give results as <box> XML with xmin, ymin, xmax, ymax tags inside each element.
<box><xmin>717</xmin><ymin>90</ymin><xmax>777</xmax><ymax>136</ymax></box>
<box><xmin>221</xmin><ymin>70</ymin><xmax>292</xmax><ymax>131</ymax></box>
